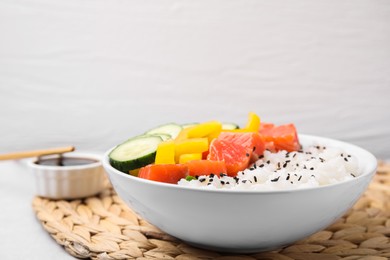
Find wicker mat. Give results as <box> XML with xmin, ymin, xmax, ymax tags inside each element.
<box><xmin>32</xmin><ymin>162</ymin><xmax>390</xmax><ymax>260</ymax></box>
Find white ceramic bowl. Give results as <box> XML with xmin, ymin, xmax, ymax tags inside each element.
<box><xmin>29</xmin><ymin>152</ymin><xmax>106</xmax><ymax>200</ymax></box>
<box><xmin>102</xmin><ymin>135</ymin><xmax>377</xmax><ymax>253</ymax></box>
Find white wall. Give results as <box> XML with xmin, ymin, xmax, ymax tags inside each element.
<box><xmin>0</xmin><ymin>0</ymin><xmax>389</xmax><ymax>159</ymax></box>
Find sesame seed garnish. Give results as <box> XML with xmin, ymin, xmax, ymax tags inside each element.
<box><xmin>298</xmin><ymin>175</ymin><xmax>302</xmax><ymax>181</ymax></box>
<box><xmin>245</xmin><ymin>153</ymin><xmax>250</xmax><ymax>157</ymax></box>
<box><xmin>266</xmin><ymin>160</ymin><xmax>270</xmax><ymax>164</ymax></box>
<box><xmin>350</xmin><ymin>173</ymin><xmax>356</xmax><ymax>177</ymax></box>
<box><xmin>199</xmin><ymin>177</ymin><xmax>206</xmax><ymax>183</ymax></box>
<box><xmin>344</xmin><ymin>157</ymin><xmax>348</xmax><ymax>162</ymax></box>
<box><xmin>220</xmin><ymin>180</ymin><xmax>225</xmax><ymax>185</ymax></box>
<box><xmin>259</xmin><ymin>164</ymin><xmax>264</xmax><ymax>168</ymax></box>
<box><xmin>310</xmin><ymin>167</ymin><xmax>314</xmax><ymax>170</ymax></box>
<box><xmin>254</xmin><ymin>176</ymin><xmax>258</xmax><ymax>182</ymax></box>
<box><xmin>286</xmin><ymin>174</ymin><xmax>290</xmax><ymax>181</ymax></box>
<box><xmin>271</xmin><ymin>176</ymin><xmax>280</xmax><ymax>182</ymax></box>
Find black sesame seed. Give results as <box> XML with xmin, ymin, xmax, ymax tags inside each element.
<box><xmin>249</xmin><ymin>167</ymin><xmax>255</xmax><ymax>171</ymax></box>
<box><xmin>199</xmin><ymin>177</ymin><xmax>206</xmax><ymax>183</ymax></box>
<box><xmin>254</xmin><ymin>176</ymin><xmax>258</xmax><ymax>182</ymax></box>
<box><xmin>350</xmin><ymin>173</ymin><xmax>356</xmax><ymax>177</ymax></box>
<box><xmin>290</xmin><ymin>181</ymin><xmax>293</xmax><ymax>184</ymax></box>
<box><xmin>310</xmin><ymin>167</ymin><xmax>314</xmax><ymax>170</ymax></box>
<box><xmin>303</xmin><ymin>165</ymin><xmax>307</xmax><ymax>169</ymax></box>
<box><xmin>311</xmin><ymin>175</ymin><xmax>315</xmax><ymax>178</ymax></box>
<box><xmin>245</xmin><ymin>153</ymin><xmax>250</xmax><ymax>157</ymax></box>
<box><xmin>220</xmin><ymin>180</ymin><xmax>225</xmax><ymax>185</ymax></box>
<box><xmin>220</xmin><ymin>173</ymin><xmax>226</xmax><ymax>177</ymax></box>
<box><xmin>292</xmin><ymin>153</ymin><xmax>297</xmax><ymax>158</ymax></box>
<box><xmin>319</xmin><ymin>157</ymin><xmax>325</xmax><ymax>163</ymax></box>
<box><xmin>347</xmin><ymin>155</ymin><xmax>351</xmax><ymax>158</ymax></box>
<box><xmin>271</xmin><ymin>176</ymin><xmax>280</xmax><ymax>182</ymax></box>
<box><xmin>195</xmin><ymin>175</ymin><xmax>199</xmax><ymax>179</ymax></box>
<box><xmin>259</xmin><ymin>164</ymin><xmax>264</xmax><ymax>168</ymax></box>
<box><xmin>210</xmin><ymin>173</ymin><xmax>215</xmax><ymax>178</ymax></box>
<box><xmin>286</xmin><ymin>174</ymin><xmax>290</xmax><ymax>181</ymax></box>
<box><xmin>266</xmin><ymin>160</ymin><xmax>270</xmax><ymax>164</ymax></box>
<box><xmin>242</xmin><ymin>180</ymin><xmax>247</xmax><ymax>184</ymax></box>
<box><xmin>226</xmin><ymin>182</ymin><xmax>230</xmax><ymax>185</ymax></box>
<box><xmin>283</xmin><ymin>162</ymin><xmax>287</xmax><ymax>168</ymax></box>
<box><xmin>259</xmin><ymin>155</ymin><xmax>264</xmax><ymax>159</ymax></box>
<box><xmin>298</xmin><ymin>175</ymin><xmax>302</xmax><ymax>181</ymax></box>
<box><xmin>344</xmin><ymin>157</ymin><xmax>348</xmax><ymax>162</ymax></box>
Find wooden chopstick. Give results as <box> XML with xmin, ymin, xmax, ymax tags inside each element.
<box><xmin>0</xmin><ymin>146</ymin><xmax>75</xmax><ymax>161</ymax></box>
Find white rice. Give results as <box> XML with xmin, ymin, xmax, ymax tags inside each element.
<box><xmin>177</xmin><ymin>144</ymin><xmax>360</xmax><ymax>190</ymax></box>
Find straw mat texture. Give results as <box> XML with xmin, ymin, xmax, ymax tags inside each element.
<box><xmin>32</xmin><ymin>162</ymin><xmax>390</xmax><ymax>260</ymax></box>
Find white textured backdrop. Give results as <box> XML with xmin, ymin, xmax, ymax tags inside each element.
<box><xmin>0</xmin><ymin>0</ymin><xmax>389</xmax><ymax>159</ymax></box>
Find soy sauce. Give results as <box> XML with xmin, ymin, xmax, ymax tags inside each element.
<box><xmin>35</xmin><ymin>156</ymin><xmax>97</xmax><ymax>166</ymax></box>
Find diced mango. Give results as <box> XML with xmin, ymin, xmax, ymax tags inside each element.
<box><xmin>179</xmin><ymin>153</ymin><xmax>202</xmax><ymax>164</ymax></box>
<box><xmin>155</xmin><ymin>140</ymin><xmax>176</xmax><ymax>164</ymax></box>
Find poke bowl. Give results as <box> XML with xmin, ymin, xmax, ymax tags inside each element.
<box><xmin>102</xmin><ymin>113</ymin><xmax>377</xmax><ymax>253</ymax></box>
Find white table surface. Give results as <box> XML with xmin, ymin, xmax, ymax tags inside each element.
<box><xmin>0</xmin><ymin>160</ymin><xmax>77</xmax><ymax>260</ymax></box>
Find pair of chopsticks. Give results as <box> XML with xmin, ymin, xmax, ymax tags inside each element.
<box><xmin>0</xmin><ymin>146</ymin><xmax>75</xmax><ymax>161</ymax></box>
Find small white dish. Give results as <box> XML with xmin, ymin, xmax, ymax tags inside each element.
<box><xmin>28</xmin><ymin>152</ymin><xmax>106</xmax><ymax>200</ymax></box>
<box><xmin>102</xmin><ymin>135</ymin><xmax>377</xmax><ymax>253</ymax></box>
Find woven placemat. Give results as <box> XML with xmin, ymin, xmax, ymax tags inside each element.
<box><xmin>32</xmin><ymin>162</ymin><xmax>390</xmax><ymax>260</ymax></box>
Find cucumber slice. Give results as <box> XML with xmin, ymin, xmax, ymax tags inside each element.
<box><xmin>109</xmin><ymin>135</ymin><xmax>162</xmax><ymax>173</ymax></box>
<box><xmin>222</xmin><ymin>123</ymin><xmax>240</xmax><ymax>130</ymax></box>
<box><xmin>145</xmin><ymin>123</ymin><xmax>183</xmax><ymax>139</ymax></box>
<box><xmin>182</xmin><ymin>123</ymin><xmax>199</xmax><ymax>129</ymax></box>
<box><xmin>138</xmin><ymin>133</ymin><xmax>172</xmax><ymax>141</ymax></box>
<box><xmin>152</xmin><ymin>133</ymin><xmax>172</xmax><ymax>141</ymax></box>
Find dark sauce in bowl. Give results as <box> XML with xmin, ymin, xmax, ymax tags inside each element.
<box><xmin>35</xmin><ymin>156</ymin><xmax>98</xmax><ymax>167</ymax></box>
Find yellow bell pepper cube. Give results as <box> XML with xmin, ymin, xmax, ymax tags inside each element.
<box><xmin>222</xmin><ymin>112</ymin><xmax>261</xmax><ymax>133</ymax></box>
<box><xmin>175</xmin><ymin>127</ymin><xmax>193</xmax><ymax>141</ymax></box>
<box><xmin>155</xmin><ymin>140</ymin><xmax>176</xmax><ymax>164</ymax></box>
<box><xmin>179</xmin><ymin>153</ymin><xmax>202</xmax><ymax>164</ymax></box>
<box><xmin>187</xmin><ymin>121</ymin><xmax>222</xmax><ymax>139</ymax></box>
<box><xmin>129</xmin><ymin>168</ymin><xmax>140</xmax><ymax>176</ymax></box>
<box><xmin>174</xmin><ymin>138</ymin><xmax>209</xmax><ymax>162</ymax></box>
<box><xmin>245</xmin><ymin>112</ymin><xmax>261</xmax><ymax>132</ymax></box>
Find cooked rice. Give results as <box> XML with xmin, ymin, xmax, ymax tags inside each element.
<box><xmin>177</xmin><ymin>144</ymin><xmax>359</xmax><ymax>190</ymax></box>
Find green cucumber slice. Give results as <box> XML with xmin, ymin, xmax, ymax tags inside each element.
<box><xmin>182</xmin><ymin>123</ymin><xmax>199</xmax><ymax>129</ymax></box>
<box><xmin>222</xmin><ymin>123</ymin><xmax>240</xmax><ymax>130</ymax></box>
<box><xmin>109</xmin><ymin>135</ymin><xmax>162</xmax><ymax>173</ymax></box>
<box><xmin>145</xmin><ymin>123</ymin><xmax>183</xmax><ymax>139</ymax></box>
